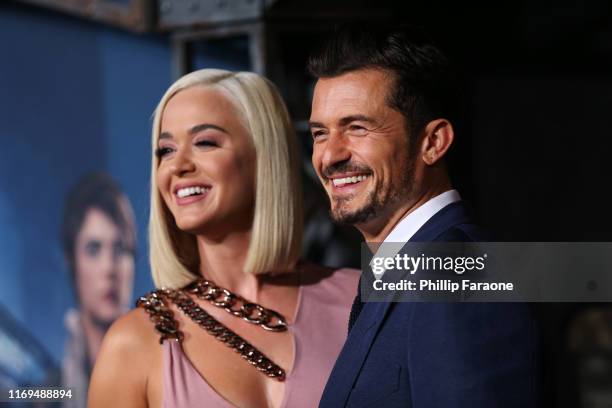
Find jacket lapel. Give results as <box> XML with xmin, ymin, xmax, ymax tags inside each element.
<box><xmin>320</xmin><ymin>300</ymin><xmax>388</xmax><ymax>407</ymax></box>
<box><xmin>321</xmin><ymin>201</ymin><xmax>473</xmax><ymax>407</ymax></box>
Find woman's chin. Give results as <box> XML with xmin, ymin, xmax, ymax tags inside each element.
<box><xmin>175</xmin><ymin>217</ymin><xmax>217</xmax><ymax>235</ymax></box>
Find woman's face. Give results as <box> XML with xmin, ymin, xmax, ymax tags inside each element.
<box><xmin>74</xmin><ymin>208</ymin><xmax>134</xmax><ymax>325</ymax></box>
<box><xmin>156</xmin><ymin>86</ymin><xmax>256</xmax><ymax>235</ymax></box>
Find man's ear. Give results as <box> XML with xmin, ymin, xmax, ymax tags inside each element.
<box><xmin>419</xmin><ymin>119</ymin><xmax>455</xmax><ymax>165</ymax></box>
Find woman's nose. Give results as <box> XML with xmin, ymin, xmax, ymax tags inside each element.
<box><xmin>172</xmin><ymin>148</ymin><xmax>196</xmax><ymax>176</ymax></box>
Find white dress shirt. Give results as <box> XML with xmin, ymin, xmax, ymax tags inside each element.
<box><xmin>371</xmin><ymin>189</ymin><xmax>461</xmax><ymax>278</ymax></box>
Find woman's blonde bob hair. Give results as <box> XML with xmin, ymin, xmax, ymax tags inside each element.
<box><xmin>149</xmin><ymin>69</ymin><xmax>303</xmax><ymax>289</ymax></box>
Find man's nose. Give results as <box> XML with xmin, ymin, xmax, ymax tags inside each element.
<box><xmin>321</xmin><ymin>131</ymin><xmax>351</xmax><ymax>171</ymax></box>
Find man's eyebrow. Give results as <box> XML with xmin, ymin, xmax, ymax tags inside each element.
<box><xmin>308</xmin><ymin>115</ymin><xmax>376</xmax><ymax>129</ymax></box>
<box><xmin>308</xmin><ymin>121</ymin><xmax>325</xmax><ymax>129</ymax></box>
<box><xmin>158</xmin><ymin>123</ymin><xmax>228</xmax><ymax>141</ymax></box>
<box><xmin>338</xmin><ymin>115</ymin><xmax>377</xmax><ymax>127</ymax></box>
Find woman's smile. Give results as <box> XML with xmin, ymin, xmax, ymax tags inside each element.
<box><xmin>173</xmin><ymin>183</ymin><xmax>212</xmax><ymax>205</ymax></box>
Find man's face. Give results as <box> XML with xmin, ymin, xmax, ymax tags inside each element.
<box><xmin>310</xmin><ymin>69</ymin><xmax>416</xmax><ymax>226</ymax></box>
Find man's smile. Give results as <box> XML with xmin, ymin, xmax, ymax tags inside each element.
<box><xmin>328</xmin><ymin>173</ymin><xmax>371</xmax><ymax>196</ymax></box>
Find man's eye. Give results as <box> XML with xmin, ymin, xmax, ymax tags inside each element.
<box><xmin>349</xmin><ymin>125</ymin><xmax>367</xmax><ymax>133</ymax></box>
<box><xmin>311</xmin><ymin>130</ymin><xmax>326</xmax><ymax>139</ymax></box>
<box><xmin>155</xmin><ymin>147</ymin><xmax>174</xmax><ymax>158</ymax></box>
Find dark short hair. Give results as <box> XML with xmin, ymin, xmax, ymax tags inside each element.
<box><xmin>308</xmin><ymin>24</ymin><xmax>459</xmax><ymax>140</ymax></box>
<box><xmin>62</xmin><ymin>172</ymin><xmax>136</xmax><ymax>277</ymax></box>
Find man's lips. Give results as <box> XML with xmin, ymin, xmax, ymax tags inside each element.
<box><xmin>328</xmin><ymin>173</ymin><xmax>371</xmax><ymax>191</ymax></box>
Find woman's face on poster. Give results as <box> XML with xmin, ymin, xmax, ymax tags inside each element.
<box><xmin>74</xmin><ymin>207</ymin><xmax>134</xmax><ymax>325</ymax></box>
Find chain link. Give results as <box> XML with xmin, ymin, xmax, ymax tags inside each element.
<box><xmin>185</xmin><ymin>279</ymin><xmax>288</xmax><ymax>332</ymax></box>
<box><xmin>136</xmin><ymin>287</ymin><xmax>286</xmax><ymax>381</ymax></box>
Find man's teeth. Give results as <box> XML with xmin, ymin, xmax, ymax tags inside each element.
<box><xmin>332</xmin><ymin>175</ymin><xmax>369</xmax><ymax>187</ymax></box>
<box><xmin>177</xmin><ymin>186</ymin><xmax>209</xmax><ymax>198</ymax></box>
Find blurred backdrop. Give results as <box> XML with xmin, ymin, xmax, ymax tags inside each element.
<box><xmin>0</xmin><ymin>0</ymin><xmax>611</xmax><ymax>407</ymax></box>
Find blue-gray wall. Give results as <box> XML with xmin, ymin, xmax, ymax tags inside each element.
<box><xmin>0</xmin><ymin>2</ymin><xmax>247</xmax><ymax>366</ymax></box>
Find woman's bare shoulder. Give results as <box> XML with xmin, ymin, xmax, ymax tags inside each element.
<box><xmin>104</xmin><ymin>307</ymin><xmax>160</xmax><ymax>353</ymax></box>
<box><xmin>88</xmin><ymin>308</ymin><xmax>161</xmax><ymax>408</ymax></box>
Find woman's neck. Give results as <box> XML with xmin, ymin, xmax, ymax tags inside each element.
<box><xmin>81</xmin><ymin>312</ymin><xmax>108</xmax><ymax>368</ymax></box>
<box><xmin>196</xmin><ymin>229</ymin><xmax>264</xmax><ymax>301</ymax></box>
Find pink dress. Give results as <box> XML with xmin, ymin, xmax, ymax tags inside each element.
<box><xmin>161</xmin><ymin>267</ymin><xmax>359</xmax><ymax>408</ymax></box>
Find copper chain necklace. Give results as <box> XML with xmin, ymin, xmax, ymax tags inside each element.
<box><xmin>184</xmin><ymin>279</ymin><xmax>288</xmax><ymax>332</ymax></box>
<box><xmin>136</xmin><ymin>279</ymin><xmax>288</xmax><ymax>381</ymax></box>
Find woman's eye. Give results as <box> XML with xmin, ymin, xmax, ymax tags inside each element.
<box><xmin>195</xmin><ymin>140</ymin><xmax>218</xmax><ymax>148</ymax></box>
<box><xmin>113</xmin><ymin>241</ymin><xmax>131</xmax><ymax>258</ymax></box>
<box><xmin>85</xmin><ymin>240</ymin><xmax>101</xmax><ymax>257</ymax></box>
<box><xmin>155</xmin><ymin>147</ymin><xmax>174</xmax><ymax>158</ymax></box>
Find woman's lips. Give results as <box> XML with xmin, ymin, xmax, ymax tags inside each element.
<box><xmin>103</xmin><ymin>289</ymin><xmax>119</xmax><ymax>304</ymax></box>
<box><xmin>172</xmin><ymin>184</ymin><xmax>211</xmax><ymax>206</ymax></box>
<box><xmin>175</xmin><ymin>188</ymin><xmax>210</xmax><ymax>206</ymax></box>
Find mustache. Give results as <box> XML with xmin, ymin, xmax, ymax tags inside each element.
<box><xmin>322</xmin><ymin>161</ymin><xmax>372</xmax><ymax>179</ymax></box>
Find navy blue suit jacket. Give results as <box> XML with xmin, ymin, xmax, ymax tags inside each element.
<box><xmin>319</xmin><ymin>201</ymin><xmax>538</xmax><ymax>408</ymax></box>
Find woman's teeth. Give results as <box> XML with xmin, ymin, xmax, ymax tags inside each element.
<box><xmin>332</xmin><ymin>174</ymin><xmax>369</xmax><ymax>187</ymax></box>
<box><xmin>177</xmin><ymin>186</ymin><xmax>209</xmax><ymax>198</ymax></box>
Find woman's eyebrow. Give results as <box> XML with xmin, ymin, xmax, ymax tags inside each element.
<box><xmin>189</xmin><ymin>123</ymin><xmax>228</xmax><ymax>135</ymax></box>
<box><xmin>159</xmin><ymin>123</ymin><xmax>228</xmax><ymax>141</ymax></box>
<box><xmin>159</xmin><ymin>132</ymin><xmax>173</xmax><ymax>140</ymax></box>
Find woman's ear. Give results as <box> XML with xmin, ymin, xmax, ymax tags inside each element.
<box><xmin>420</xmin><ymin>119</ymin><xmax>455</xmax><ymax>165</ymax></box>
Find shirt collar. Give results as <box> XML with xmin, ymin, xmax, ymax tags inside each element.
<box><xmin>369</xmin><ymin>190</ymin><xmax>461</xmax><ymax>276</ymax></box>
<box><xmin>382</xmin><ymin>189</ymin><xmax>461</xmax><ymax>244</ymax></box>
